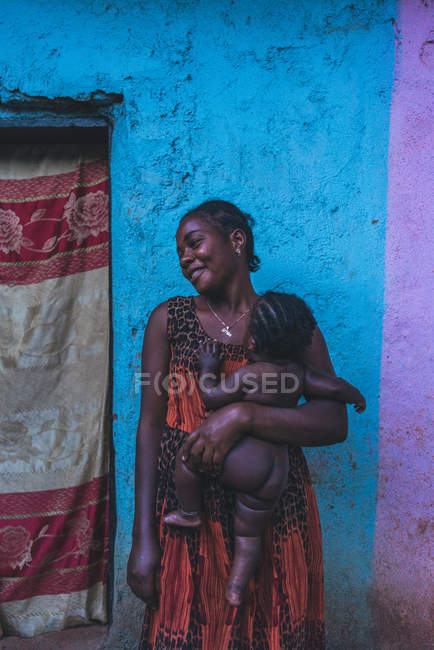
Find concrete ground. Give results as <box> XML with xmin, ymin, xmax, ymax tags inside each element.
<box><xmin>0</xmin><ymin>625</ymin><xmax>108</xmax><ymax>650</ymax></box>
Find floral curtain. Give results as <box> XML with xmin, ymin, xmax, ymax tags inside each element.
<box><xmin>0</xmin><ymin>143</ymin><xmax>110</xmax><ymax>637</ymax></box>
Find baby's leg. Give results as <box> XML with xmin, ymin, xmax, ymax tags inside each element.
<box><xmin>221</xmin><ymin>438</ymin><xmax>289</xmax><ymax>606</ymax></box>
<box><xmin>163</xmin><ymin>448</ymin><xmax>203</xmax><ymax>528</ymax></box>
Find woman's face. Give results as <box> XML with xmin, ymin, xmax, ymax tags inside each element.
<box><xmin>176</xmin><ymin>216</ymin><xmax>240</xmax><ymax>294</ymax></box>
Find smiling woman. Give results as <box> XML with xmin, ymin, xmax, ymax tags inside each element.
<box><xmin>128</xmin><ymin>200</ymin><xmax>347</xmax><ymax>650</ymax></box>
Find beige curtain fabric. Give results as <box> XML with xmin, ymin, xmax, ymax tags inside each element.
<box><xmin>0</xmin><ymin>144</ymin><xmax>110</xmax><ymax>637</ymax></box>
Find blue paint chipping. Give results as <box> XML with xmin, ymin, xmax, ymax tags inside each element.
<box><xmin>0</xmin><ymin>1</ymin><xmax>395</xmax><ymax>646</ymax></box>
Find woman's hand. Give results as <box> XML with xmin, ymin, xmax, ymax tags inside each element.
<box><xmin>127</xmin><ymin>534</ymin><xmax>161</xmax><ymax>608</ymax></box>
<box><xmin>182</xmin><ymin>403</ymin><xmax>250</xmax><ymax>474</ymax></box>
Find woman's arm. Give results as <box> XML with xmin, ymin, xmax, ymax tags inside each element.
<box><xmin>183</xmin><ymin>327</ymin><xmax>348</xmax><ymax>473</ymax></box>
<box><xmin>127</xmin><ymin>301</ymin><xmax>170</xmax><ymax>606</ymax></box>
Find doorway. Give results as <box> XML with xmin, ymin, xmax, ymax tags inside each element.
<box><xmin>0</xmin><ymin>125</ymin><xmax>111</xmax><ymax>638</ymax></box>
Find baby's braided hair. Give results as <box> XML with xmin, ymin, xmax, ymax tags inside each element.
<box><xmin>248</xmin><ymin>291</ymin><xmax>316</xmax><ymax>362</ymax></box>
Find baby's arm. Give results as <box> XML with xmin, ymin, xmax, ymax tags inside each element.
<box><xmin>304</xmin><ymin>365</ymin><xmax>366</xmax><ymax>413</ymax></box>
<box><xmin>197</xmin><ymin>340</ymin><xmax>263</xmax><ymax>410</ymax></box>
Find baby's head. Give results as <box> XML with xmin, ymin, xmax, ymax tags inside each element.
<box><xmin>245</xmin><ymin>291</ymin><xmax>316</xmax><ymax>363</ymax></box>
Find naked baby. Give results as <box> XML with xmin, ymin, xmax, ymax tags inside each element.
<box><xmin>164</xmin><ymin>291</ymin><xmax>365</xmax><ymax>606</ymax></box>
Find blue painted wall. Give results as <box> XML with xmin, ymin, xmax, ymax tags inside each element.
<box><xmin>0</xmin><ymin>1</ymin><xmax>395</xmax><ymax>646</ymax></box>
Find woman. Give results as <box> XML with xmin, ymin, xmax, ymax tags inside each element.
<box><xmin>127</xmin><ymin>200</ymin><xmax>347</xmax><ymax>649</ymax></box>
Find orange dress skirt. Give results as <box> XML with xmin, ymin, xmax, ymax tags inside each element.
<box><xmin>140</xmin><ymin>296</ymin><xmax>325</xmax><ymax>649</ymax></box>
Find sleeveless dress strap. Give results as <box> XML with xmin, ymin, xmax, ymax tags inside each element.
<box><xmin>166</xmin><ymin>295</ymin><xmax>193</xmax><ymax>344</ymax></box>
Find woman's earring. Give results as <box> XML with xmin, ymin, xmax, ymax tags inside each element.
<box><xmin>235</xmin><ymin>248</ymin><xmax>241</xmax><ymax>256</ymax></box>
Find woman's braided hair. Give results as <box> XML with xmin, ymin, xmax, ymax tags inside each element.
<box><xmin>249</xmin><ymin>291</ymin><xmax>317</xmax><ymax>362</ymax></box>
<box><xmin>180</xmin><ymin>200</ymin><xmax>261</xmax><ymax>272</ymax></box>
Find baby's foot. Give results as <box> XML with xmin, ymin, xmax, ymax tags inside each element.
<box><xmin>225</xmin><ymin>536</ymin><xmax>261</xmax><ymax>606</ymax></box>
<box><xmin>163</xmin><ymin>509</ymin><xmax>201</xmax><ymax>528</ymax></box>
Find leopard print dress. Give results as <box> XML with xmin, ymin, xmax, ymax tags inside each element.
<box><xmin>140</xmin><ymin>296</ymin><xmax>325</xmax><ymax>649</ymax></box>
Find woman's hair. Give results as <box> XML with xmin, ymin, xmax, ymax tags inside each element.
<box><xmin>248</xmin><ymin>291</ymin><xmax>316</xmax><ymax>362</ymax></box>
<box><xmin>180</xmin><ymin>199</ymin><xmax>261</xmax><ymax>272</ymax></box>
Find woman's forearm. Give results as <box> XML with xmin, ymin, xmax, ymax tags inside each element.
<box><xmin>132</xmin><ymin>420</ymin><xmax>163</xmax><ymax>541</ymax></box>
<box><xmin>243</xmin><ymin>399</ymin><xmax>348</xmax><ymax>446</ymax></box>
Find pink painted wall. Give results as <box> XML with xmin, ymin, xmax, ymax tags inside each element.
<box><xmin>373</xmin><ymin>0</ymin><xmax>434</xmax><ymax>646</ymax></box>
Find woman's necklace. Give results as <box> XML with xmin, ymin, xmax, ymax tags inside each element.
<box><xmin>206</xmin><ymin>300</ymin><xmax>251</xmax><ymax>338</ymax></box>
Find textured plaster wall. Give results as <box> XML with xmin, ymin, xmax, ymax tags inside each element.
<box><xmin>373</xmin><ymin>1</ymin><xmax>434</xmax><ymax>648</ymax></box>
<box><xmin>0</xmin><ymin>1</ymin><xmax>396</xmax><ymax>647</ymax></box>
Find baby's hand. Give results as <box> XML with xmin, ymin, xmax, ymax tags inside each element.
<box><xmin>353</xmin><ymin>394</ymin><xmax>366</xmax><ymax>413</ymax></box>
<box><xmin>197</xmin><ymin>339</ymin><xmax>222</xmax><ymax>373</ymax></box>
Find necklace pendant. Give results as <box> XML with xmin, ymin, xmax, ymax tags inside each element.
<box><xmin>221</xmin><ymin>326</ymin><xmax>232</xmax><ymax>337</ymax></box>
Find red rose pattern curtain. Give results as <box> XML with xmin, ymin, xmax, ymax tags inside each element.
<box><xmin>0</xmin><ymin>144</ymin><xmax>110</xmax><ymax>637</ymax></box>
